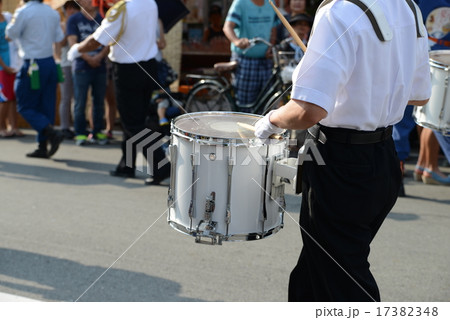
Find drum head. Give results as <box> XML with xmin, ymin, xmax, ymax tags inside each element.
<box><xmin>429</xmin><ymin>50</ymin><xmax>450</xmax><ymax>67</ymax></box>
<box><xmin>173</xmin><ymin>112</ymin><xmax>267</xmax><ymax>140</ymax></box>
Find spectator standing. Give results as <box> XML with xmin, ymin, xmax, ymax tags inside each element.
<box><xmin>54</xmin><ymin>0</ymin><xmax>80</xmax><ymax>140</ymax></box>
<box><xmin>67</xmin><ymin>0</ymin><xmax>108</xmax><ymax>146</ymax></box>
<box><xmin>6</xmin><ymin>0</ymin><xmax>65</xmax><ymax>158</ymax></box>
<box><xmin>202</xmin><ymin>4</ymin><xmax>225</xmax><ymax>44</ymax></box>
<box><xmin>223</xmin><ymin>0</ymin><xmax>279</xmax><ymax>110</ymax></box>
<box><xmin>276</xmin><ymin>0</ymin><xmax>310</xmax><ymax>44</ymax></box>
<box><xmin>277</xmin><ymin>13</ymin><xmax>312</xmax><ymax>62</ymax></box>
<box><xmin>0</xmin><ymin>3</ymin><xmax>23</xmax><ymax>138</ymax></box>
<box><xmin>104</xmin><ymin>56</ymin><xmax>116</xmax><ymax>140</ymax></box>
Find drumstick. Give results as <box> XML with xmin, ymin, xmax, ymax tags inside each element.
<box><xmin>236</xmin><ymin>122</ymin><xmax>283</xmax><ymax>140</ymax></box>
<box><xmin>269</xmin><ymin>0</ymin><xmax>307</xmax><ymax>53</ymax></box>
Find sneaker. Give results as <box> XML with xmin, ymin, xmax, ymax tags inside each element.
<box><xmin>88</xmin><ymin>132</ymin><xmax>109</xmax><ymax>145</ymax></box>
<box><xmin>75</xmin><ymin>134</ymin><xmax>88</xmax><ymax>146</ymax></box>
<box><xmin>159</xmin><ymin>117</ymin><xmax>169</xmax><ymax>126</ymax></box>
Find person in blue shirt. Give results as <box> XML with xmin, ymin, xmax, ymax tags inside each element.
<box><xmin>223</xmin><ymin>0</ymin><xmax>279</xmax><ymax>111</ymax></box>
<box><xmin>6</xmin><ymin>0</ymin><xmax>65</xmax><ymax>158</ymax></box>
<box><xmin>67</xmin><ymin>0</ymin><xmax>108</xmax><ymax>146</ymax></box>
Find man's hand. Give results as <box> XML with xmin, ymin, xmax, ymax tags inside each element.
<box><xmin>4</xmin><ymin>66</ymin><xmax>16</xmax><ymax>74</ymax></box>
<box><xmin>84</xmin><ymin>54</ymin><xmax>102</xmax><ymax>68</ymax></box>
<box><xmin>254</xmin><ymin>110</ymin><xmax>285</xmax><ymax>139</ymax></box>
<box><xmin>234</xmin><ymin>38</ymin><xmax>250</xmax><ymax>49</ymax></box>
<box><xmin>157</xmin><ymin>37</ymin><xmax>166</xmax><ymax>50</ymax></box>
<box><xmin>67</xmin><ymin>43</ymin><xmax>81</xmax><ymax>61</ymax></box>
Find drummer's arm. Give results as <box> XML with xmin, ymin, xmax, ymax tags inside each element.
<box><xmin>408</xmin><ymin>99</ymin><xmax>429</xmax><ymax>106</ymax></box>
<box><xmin>269</xmin><ymin>99</ymin><xmax>327</xmax><ymax>130</ymax></box>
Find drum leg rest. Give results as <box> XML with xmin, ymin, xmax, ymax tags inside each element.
<box><xmin>194</xmin><ymin>233</ymin><xmax>222</xmax><ymax>245</ymax></box>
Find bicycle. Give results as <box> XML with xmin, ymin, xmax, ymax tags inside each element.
<box><xmin>184</xmin><ymin>37</ymin><xmax>295</xmax><ymax>115</ymax></box>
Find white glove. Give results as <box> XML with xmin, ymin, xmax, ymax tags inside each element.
<box><xmin>67</xmin><ymin>43</ymin><xmax>81</xmax><ymax>61</ymax></box>
<box><xmin>254</xmin><ymin>110</ymin><xmax>285</xmax><ymax>139</ymax></box>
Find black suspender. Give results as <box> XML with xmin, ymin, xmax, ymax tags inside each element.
<box><xmin>404</xmin><ymin>0</ymin><xmax>423</xmax><ymax>38</ymax></box>
<box><xmin>314</xmin><ymin>0</ymin><xmax>423</xmax><ymax>41</ymax></box>
<box><xmin>345</xmin><ymin>0</ymin><xmax>388</xmax><ymax>41</ymax></box>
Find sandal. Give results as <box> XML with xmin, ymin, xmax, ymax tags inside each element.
<box><xmin>413</xmin><ymin>166</ymin><xmax>424</xmax><ymax>181</ymax></box>
<box><xmin>0</xmin><ymin>130</ymin><xmax>14</xmax><ymax>138</ymax></box>
<box><xmin>11</xmin><ymin>130</ymin><xmax>25</xmax><ymax>137</ymax></box>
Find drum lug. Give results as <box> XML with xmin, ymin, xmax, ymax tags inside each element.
<box><xmin>192</xmin><ymin>192</ymin><xmax>222</xmax><ymax>245</ymax></box>
<box><xmin>204</xmin><ymin>192</ymin><xmax>216</xmax><ymax>220</ymax></box>
<box><xmin>167</xmin><ymin>144</ymin><xmax>177</xmax><ymax>209</ymax></box>
<box><xmin>225</xmin><ymin>157</ymin><xmax>234</xmax><ymax>236</ymax></box>
<box><xmin>189</xmin><ymin>151</ymin><xmax>199</xmax><ymax>229</ymax></box>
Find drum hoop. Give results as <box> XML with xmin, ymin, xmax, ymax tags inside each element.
<box><xmin>430</xmin><ymin>60</ymin><xmax>449</xmax><ymax>71</ymax></box>
<box><xmin>429</xmin><ymin>50</ymin><xmax>450</xmax><ymax>70</ymax></box>
<box><xmin>168</xmin><ymin>219</ymin><xmax>284</xmax><ymax>242</ymax></box>
<box><xmin>171</xmin><ymin>111</ymin><xmax>288</xmax><ymax>146</ymax></box>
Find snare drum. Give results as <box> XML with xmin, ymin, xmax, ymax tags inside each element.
<box><xmin>168</xmin><ymin>112</ymin><xmax>287</xmax><ymax>244</ymax></box>
<box><xmin>414</xmin><ymin>50</ymin><xmax>450</xmax><ymax>135</ymax></box>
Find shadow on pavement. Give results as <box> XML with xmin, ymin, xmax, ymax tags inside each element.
<box><xmin>404</xmin><ymin>194</ymin><xmax>450</xmax><ymax>205</ymax></box>
<box><xmin>0</xmin><ymin>160</ymin><xmax>146</xmax><ymax>189</ymax></box>
<box><xmin>0</xmin><ymin>248</ymin><xmax>202</xmax><ymax>302</ymax></box>
<box><xmin>387</xmin><ymin>212</ymin><xmax>420</xmax><ymax>221</ymax></box>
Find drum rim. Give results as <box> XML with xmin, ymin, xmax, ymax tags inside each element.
<box><xmin>429</xmin><ymin>50</ymin><xmax>450</xmax><ymax>69</ymax></box>
<box><xmin>171</xmin><ymin>111</ymin><xmax>287</xmax><ymax>145</ymax></box>
<box><xmin>167</xmin><ymin>219</ymin><xmax>284</xmax><ymax>242</ymax></box>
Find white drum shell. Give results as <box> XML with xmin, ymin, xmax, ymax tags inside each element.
<box><xmin>414</xmin><ymin>50</ymin><xmax>450</xmax><ymax>135</ymax></box>
<box><xmin>168</xmin><ymin>113</ymin><xmax>287</xmax><ymax>243</ymax></box>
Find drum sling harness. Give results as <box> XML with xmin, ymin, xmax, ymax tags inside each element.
<box><xmin>313</xmin><ymin>0</ymin><xmax>425</xmax><ymax>41</ymax></box>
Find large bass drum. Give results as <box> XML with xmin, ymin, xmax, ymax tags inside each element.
<box><xmin>414</xmin><ymin>50</ymin><xmax>450</xmax><ymax>135</ymax></box>
<box><xmin>168</xmin><ymin>112</ymin><xmax>288</xmax><ymax>244</ymax></box>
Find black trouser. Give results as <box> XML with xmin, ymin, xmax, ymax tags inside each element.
<box><xmin>288</xmin><ymin>129</ymin><xmax>401</xmax><ymax>302</ymax></box>
<box><xmin>112</xmin><ymin>59</ymin><xmax>169</xmax><ymax>179</ymax></box>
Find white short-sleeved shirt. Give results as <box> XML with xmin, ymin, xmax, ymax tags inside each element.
<box><xmin>6</xmin><ymin>2</ymin><xmax>64</xmax><ymax>60</ymax></box>
<box><xmin>93</xmin><ymin>0</ymin><xmax>158</xmax><ymax>64</ymax></box>
<box><xmin>291</xmin><ymin>0</ymin><xmax>432</xmax><ymax>130</ymax></box>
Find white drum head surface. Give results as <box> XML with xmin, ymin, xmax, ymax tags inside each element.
<box><xmin>173</xmin><ymin>112</ymin><xmax>263</xmax><ymax>139</ymax></box>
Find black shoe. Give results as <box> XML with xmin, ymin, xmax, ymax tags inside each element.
<box><xmin>110</xmin><ymin>169</ymin><xmax>135</xmax><ymax>178</ymax></box>
<box><xmin>398</xmin><ymin>180</ymin><xmax>406</xmax><ymax>197</ymax></box>
<box><xmin>26</xmin><ymin>148</ymin><xmax>48</xmax><ymax>158</ymax></box>
<box><xmin>43</xmin><ymin>125</ymin><xmax>64</xmax><ymax>157</ymax></box>
<box><xmin>62</xmin><ymin>129</ymin><xmax>75</xmax><ymax>140</ymax></box>
<box><xmin>145</xmin><ymin>173</ymin><xmax>170</xmax><ymax>186</ymax></box>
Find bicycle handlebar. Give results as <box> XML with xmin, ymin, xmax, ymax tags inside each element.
<box><xmin>242</xmin><ymin>37</ymin><xmax>273</xmax><ymax>54</ymax></box>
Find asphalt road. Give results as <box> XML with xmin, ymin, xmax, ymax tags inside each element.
<box><xmin>0</xmin><ymin>130</ymin><xmax>448</xmax><ymax>302</ymax></box>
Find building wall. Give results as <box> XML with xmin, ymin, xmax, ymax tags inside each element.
<box><xmin>3</xmin><ymin>0</ymin><xmax>21</xmax><ymax>13</ymax></box>
<box><xmin>162</xmin><ymin>21</ymin><xmax>183</xmax><ymax>91</ymax></box>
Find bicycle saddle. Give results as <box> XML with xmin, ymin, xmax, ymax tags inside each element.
<box><xmin>214</xmin><ymin>61</ymin><xmax>238</xmax><ymax>73</ymax></box>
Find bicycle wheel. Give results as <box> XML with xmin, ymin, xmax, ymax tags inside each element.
<box><xmin>185</xmin><ymin>81</ymin><xmax>234</xmax><ymax>113</ymax></box>
<box><xmin>260</xmin><ymin>88</ymin><xmax>290</xmax><ymax>115</ymax></box>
